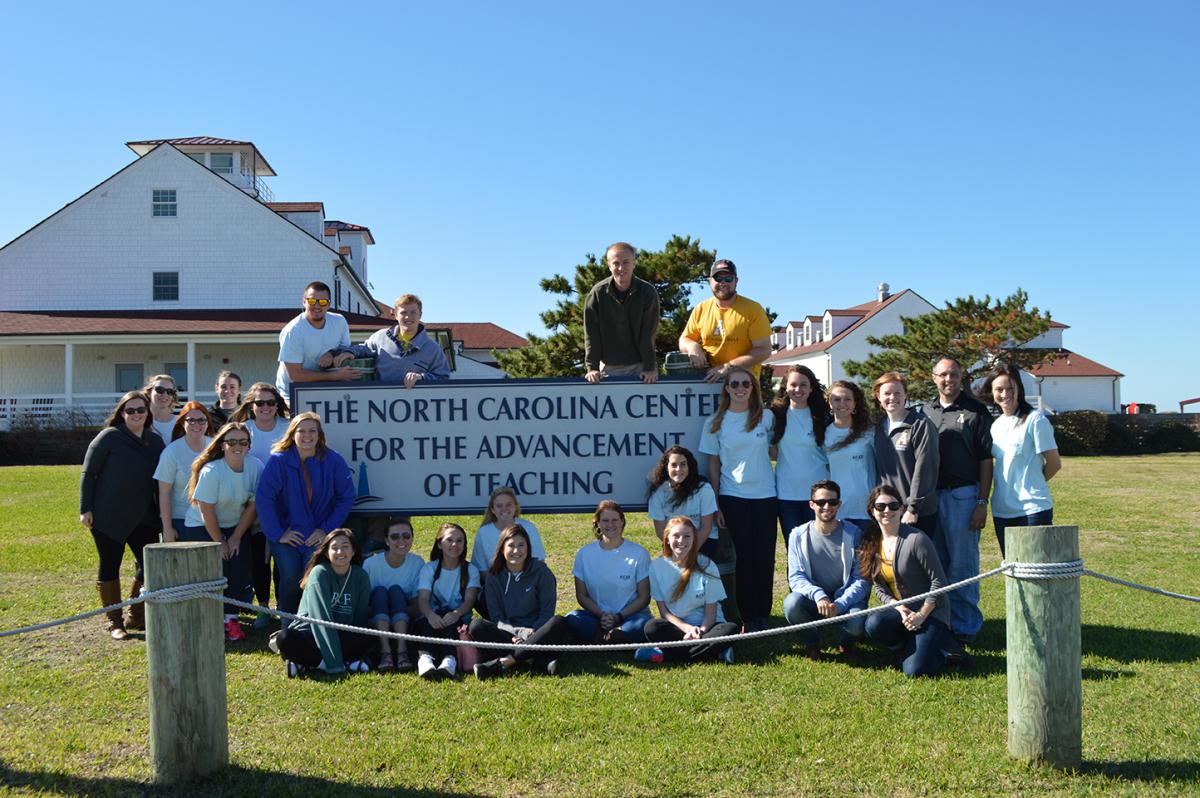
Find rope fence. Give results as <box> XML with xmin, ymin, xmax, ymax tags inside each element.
<box><xmin>1</xmin><ymin>562</ymin><xmax>1195</xmax><ymax>648</ymax></box>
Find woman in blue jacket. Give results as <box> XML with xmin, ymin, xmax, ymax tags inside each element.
<box><xmin>255</xmin><ymin>412</ymin><xmax>355</xmax><ymax>619</ymax></box>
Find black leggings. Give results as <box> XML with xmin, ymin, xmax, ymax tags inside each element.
<box><xmin>467</xmin><ymin>616</ymin><xmax>572</xmax><ymax>669</ymax></box>
<box><xmin>275</xmin><ymin>627</ymin><xmax>373</xmax><ymax>668</ymax></box>
<box><xmin>91</xmin><ymin>522</ymin><xmax>158</xmax><ymax>582</ymax></box>
<box><xmin>718</xmin><ymin>495</ymin><xmax>778</xmax><ymax>623</ymax></box>
<box><xmin>409</xmin><ymin>616</ymin><xmax>463</xmax><ymax>660</ymax></box>
<box><xmin>249</xmin><ymin>529</ymin><xmax>277</xmax><ymax>606</ymax></box>
<box><xmin>644</xmin><ymin>617</ymin><xmax>740</xmax><ymax>662</ymax></box>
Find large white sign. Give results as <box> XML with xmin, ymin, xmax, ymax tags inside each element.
<box><xmin>292</xmin><ymin>378</ymin><xmax>723</xmax><ymax>515</ymax></box>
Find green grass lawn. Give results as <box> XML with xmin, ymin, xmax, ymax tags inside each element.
<box><xmin>1</xmin><ymin>455</ymin><xmax>1198</xmax><ymax>797</ymax></box>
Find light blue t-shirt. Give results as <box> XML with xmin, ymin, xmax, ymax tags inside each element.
<box><xmin>275</xmin><ymin>311</ymin><xmax>351</xmax><ymax>397</ymax></box>
<box><xmin>990</xmin><ymin>410</ymin><xmax>1058</xmax><ymax>517</ymax></box>
<box><xmin>249</xmin><ymin>419</ymin><xmax>287</xmax><ymax>467</ymax></box>
<box><xmin>470</xmin><ymin>518</ymin><xmax>547</xmax><ymax>574</ymax></box>
<box><xmin>184</xmin><ymin>456</ymin><xmax>262</xmax><ymax>529</ymax></box>
<box><xmin>698</xmin><ymin>409</ymin><xmax>777</xmax><ymax>499</ymax></box>
<box><xmin>646</xmin><ymin>481</ymin><xmax>719</xmax><ymax>540</ymax></box>
<box><xmin>363</xmin><ymin>552</ymin><xmax>425</xmax><ymax>594</ymax></box>
<box><xmin>153</xmin><ymin>436</ymin><xmax>210</xmax><ymax>520</ymax></box>
<box><xmin>824</xmin><ymin>425</ymin><xmax>877</xmax><ymax>521</ymax></box>
<box><xmin>775</xmin><ymin>406</ymin><xmax>830</xmax><ymax>501</ymax></box>
<box><xmin>572</xmin><ymin>539</ymin><xmax>651</xmax><ymax>615</ymax></box>
<box><xmin>649</xmin><ymin>555</ymin><xmax>726</xmax><ymax>626</ymax></box>
<box><xmin>417</xmin><ymin>560</ymin><xmax>482</xmax><ymax>615</ymax></box>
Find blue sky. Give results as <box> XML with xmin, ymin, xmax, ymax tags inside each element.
<box><xmin>2</xmin><ymin>2</ymin><xmax>1196</xmax><ymax>407</ymax></box>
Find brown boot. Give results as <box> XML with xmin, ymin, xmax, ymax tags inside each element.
<box><xmin>97</xmin><ymin>580</ymin><xmax>128</xmax><ymax>640</ymax></box>
<box><xmin>125</xmin><ymin>578</ymin><xmax>145</xmax><ymax>631</ymax></box>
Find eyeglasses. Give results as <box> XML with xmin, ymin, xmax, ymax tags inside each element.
<box><xmin>387</xmin><ymin>532</ymin><xmax>413</xmax><ymax>541</ymax></box>
<box><xmin>304</xmin><ymin>297</ymin><xmax>331</xmax><ymax>307</ymax></box>
<box><xmin>122</xmin><ymin>405</ymin><xmax>148</xmax><ymax>416</ymax></box>
<box><xmin>711</xmin><ymin>274</ymin><xmax>736</xmax><ymax>284</ymax></box>
<box><xmin>727</xmin><ymin>379</ymin><xmax>753</xmax><ymax>389</ymax></box>
<box><xmin>873</xmin><ymin>501</ymin><xmax>903</xmax><ymax>512</ymax></box>
<box><xmin>151</xmin><ymin>386</ymin><xmax>177</xmax><ymax>396</ymax></box>
<box><xmin>812</xmin><ymin>499</ymin><xmax>841</xmax><ymax>508</ymax></box>
<box><xmin>183</xmin><ymin>417</ymin><xmax>208</xmax><ymax>426</ymax></box>
<box><xmin>253</xmin><ymin>399</ymin><xmax>277</xmax><ymax>408</ymax></box>
<box><xmin>223</xmin><ymin>438</ymin><xmax>250</xmax><ymax>448</ymax></box>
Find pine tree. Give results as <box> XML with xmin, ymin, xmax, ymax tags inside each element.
<box><xmin>842</xmin><ymin>289</ymin><xmax>1055</xmax><ymax>402</ymax></box>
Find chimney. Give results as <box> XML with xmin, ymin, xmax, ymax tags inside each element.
<box><xmin>878</xmin><ymin>282</ymin><xmax>891</xmax><ymax>302</ymax></box>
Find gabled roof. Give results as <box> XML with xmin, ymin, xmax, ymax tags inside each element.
<box><xmin>806</xmin><ymin>315</ymin><xmax>823</xmax><ymax>322</ymax></box>
<box><xmin>125</xmin><ymin>137</ymin><xmax>277</xmax><ymax>176</ymax></box>
<box><xmin>267</xmin><ymin>202</ymin><xmax>325</xmax><ymax>214</ymax></box>
<box><xmin>324</xmin><ymin>220</ymin><xmax>376</xmax><ymax>245</ymax></box>
<box><xmin>765</xmin><ymin>290</ymin><xmax>917</xmax><ymax>363</ymax></box>
<box><xmin>425</xmin><ymin>322</ymin><xmax>528</xmax><ymax>350</ymax></box>
<box><xmin>1026</xmin><ymin>349</ymin><xmax>1122</xmax><ymax>378</ymax></box>
<box><xmin>828</xmin><ymin>308</ymin><xmax>868</xmax><ymax>316</ymax></box>
<box><xmin>784</xmin><ymin>320</ymin><xmax>806</xmax><ymax>328</ymax></box>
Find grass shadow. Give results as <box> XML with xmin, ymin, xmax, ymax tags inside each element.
<box><xmin>964</xmin><ymin>619</ymin><xmax>1199</xmax><ymax>664</ymax></box>
<box><xmin>0</xmin><ymin>761</ymin><xmax>489</xmax><ymax>798</ymax></box>
<box><xmin>1080</xmin><ymin>758</ymin><xmax>1200</xmax><ymax>783</ymax></box>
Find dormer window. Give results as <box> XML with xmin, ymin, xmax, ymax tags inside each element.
<box><xmin>210</xmin><ymin>153</ymin><xmax>234</xmax><ymax>174</ymax></box>
<box><xmin>787</xmin><ymin>329</ymin><xmax>794</xmax><ymax>348</ymax></box>
<box><xmin>824</xmin><ymin>318</ymin><xmax>832</xmax><ymax>338</ymax></box>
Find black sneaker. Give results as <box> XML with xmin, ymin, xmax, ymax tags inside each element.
<box><xmin>474</xmin><ymin>659</ymin><xmax>503</xmax><ymax>680</ymax></box>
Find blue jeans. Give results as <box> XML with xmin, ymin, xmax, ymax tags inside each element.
<box><xmin>269</xmin><ymin>538</ymin><xmax>319</xmax><ymax>618</ymax></box>
<box><xmin>865</xmin><ymin>608</ymin><xmax>948</xmax><ymax>677</ymax></box>
<box><xmin>565</xmin><ymin>608</ymin><xmax>651</xmax><ymax>643</ymax></box>
<box><xmin>370</xmin><ymin>585</ymin><xmax>411</xmax><ymax>625</ymax></box>
<box><xmin>778</xmin><ymin>500</ymin><xmax>815</xmax><ymax>548</ymax></box>
<box><xmin>781</xmin><ymin>593</ymin><xmax>865</xmax><ymax>647</ymax></box>
<box><xmin>934</xmin><ymin>485</ymin><xmax>983</xmax><ymax>640</ymax></box>
<box><xmin>993</xmin><ymin>509</ymin><xmax>1054</xmax><ymax>558</ymax></box>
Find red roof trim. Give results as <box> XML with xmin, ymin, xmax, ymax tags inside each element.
<box><xmin>266</xmin><ymin>202</ymin><xmax>325</xmax><ymax>213</ymax></box>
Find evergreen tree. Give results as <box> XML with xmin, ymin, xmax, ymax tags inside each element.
<box><xmin>842</xmin><ymin>289</ymin><xmax>1054</xmax><ymax>403</ymax></box>
<box><xmin>494</xmin><ymin>235</ymin><xmax>716</xmax><ymax>377</ymax></box>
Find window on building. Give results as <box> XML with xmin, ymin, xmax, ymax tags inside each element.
<box><xmin>152</xmin><ymin>189</ymin><xmax>177</xmax><ymax>217</ymax></box>
<box><xmin>153</xmin><ymin>272</ymin><xmax>179</xmax><ymax>301</ymax></box>
<box><xmin>188</xmin><ymin>153</ymin><xmax>205</xmax><ymax>165</ymax></box>
<box><xmin>209</xmin><ymin>153</ymin><xmax>234</xmax><ymax>174</ymax></box>
<box><xmin>786</xmin><ymin>329</ymin><xmax>794</xmax><ymax>348</ymax></box>
<box><xmin>824</xmin><ymin>319</ymin><xmax>832</xmax><ymax>338</ymax></box>
<box><xmin>115</xmin><ymin>364</ymin><xmax>144</xmax><ymax>393</ymax></box>
<box><xmin>164</xmin><ymin>363</ymin><xmax>188</xmax><ymax>393</ymax></box>
<box><xmin>334</xmin><ymin>278</ymin><xmax>342</xmax><ymax>309</ymax></box>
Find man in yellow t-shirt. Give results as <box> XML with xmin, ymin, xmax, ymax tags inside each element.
<box><xmin>678</xmin><ymin>260</ymin><xmax>772</xmax><ymax>382</ymax></box>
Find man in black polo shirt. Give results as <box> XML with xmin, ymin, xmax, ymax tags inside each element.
<box><xmin>924</xmin><ymin>357</ymin><xmax>993</xmax><ymax>644</ymax></box>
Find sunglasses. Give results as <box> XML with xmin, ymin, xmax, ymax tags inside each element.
<box><xmin>122</xmin><ymin>405</ymin><xmax>148</xmax><ymax>415</ymax></box>
<box><xmin>223</xmin><ymin>438</ymin><xmax>251</xmax><ymax>448</ymax></box>
<box><xmin>711</xmin><ymin>274</ymin><xmax>736</xmax><ymax>284</ymax></box>
<box><xmin>183</xmin><ymin>417</ymin><xmax>208</xmax><ymax>426</ymax></box>
<box><xmin>812</xmin><ymin>499</ymin><xmax>841</xmax><ymax>508</ymax></box>
<box><xmin>252</xmin><ymin>399</ymin><xmax>277</xmax><ymax>407</ymax></box>
<box><xmin>873</xmin><ymin>501</ymin><xmax>903</xmax><ymax>512</ymax></box>
<box><xmin>304</xmin><ymin>297</ymin><xmax>331</xmax><ymax>307</ymax></box>
<box><xmin>727</xmin><ymin>379</ymin><xmax>753</xmax><ymax>389</ymax></box>
<box><xmin>151</xmin><ymin>386</ymin><xmax>177</xmax><ymax>395</ymax></box>
<box><xmin>387</xmin><ymin>532</ymin><xmax>413</xmax><ymax>541</ymax></box>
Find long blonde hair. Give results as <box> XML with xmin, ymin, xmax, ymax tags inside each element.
<box><xmin>271</xmin><ymin>412</ymin><xmax>327</xmax><ymax>456</ymax></box>
<box><xmin>187</xmin><ymin>422</ymin><xmax>252</xmax><ymax>503</ymax></box>
<box><xmin>708</xmin><ymin>368</ymin><xmax>764</xmax><ymax>433</ymax></box>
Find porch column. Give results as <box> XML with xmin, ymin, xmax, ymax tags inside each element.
<box><xmin>64</xmin><ymin>342</ymin><xmax>75</xmax><ymax>408</ymax></box>
<box><xmin>186</xmin><ymin>341</ymin><xmax>196</xmax><ymax>402</ymax></box>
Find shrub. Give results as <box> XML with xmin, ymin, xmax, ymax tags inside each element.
<box><xmin>1145</xmin><ymin>424</ymin><xmax>1200</xmax><ymax>453</ymax></box>
<box><xmin>1051</xmin><ymin>410</ymin><xmax>1108</xmax><ymax>455</ymax></box>
<box><xmin>1102</xmin><ymin>422</ymin><xmax>1143</xmax><ymax>455</ymax></box>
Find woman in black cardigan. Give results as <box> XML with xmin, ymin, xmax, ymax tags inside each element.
<box><xmin>79</xmin><ymin>390</ymin><xmax>165</xmax><ymax>639</ymax></box>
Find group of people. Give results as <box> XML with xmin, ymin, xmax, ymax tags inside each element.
<box><xmin>79</xmin><ymin>257</ymin><xmax>1062</xmax><ymax>679</ymax></box>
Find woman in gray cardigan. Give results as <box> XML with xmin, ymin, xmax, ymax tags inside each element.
<box><xmin>858</xmin><ymin>484</ymin><xmax>951</xmax><ymax>677</ymax></box>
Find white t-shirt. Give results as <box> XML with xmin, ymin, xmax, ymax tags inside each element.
<box><xmin>646</xmin><ymin>481</ymin><xmax>719</xmax><ymax>540</ymax></box>
<box><xmin>249</xmin><ymin>418</ymin><xmax>287</xmax><ymax>467</ymax></box>
<box><xmin>184</xmin><ymin>457</ymin><xmax>263</xmax><ymax>529</ymax></box>
<box><xmin>698</xmin><ymin>409</ymin><xmax>777</xmax><ymax>499</ymax></box>
<box><xmin>470</xmin><ymin>518</ymin><xmax>547</xmax><ymax>574</ymax></box>
<box><xmin>151</xmin><ymin>416</ymin><xmax>177</xmax><ymax>442</ymax></box>
<box><xmin>649</xmin><ymin>555</ymin><xmax>726</xmax><ymax>626</ymax></box>
<box><xmin>417</xmin><ymin>560</ymin><xmax>482</xmax><ymax>614</ymax></box>
<box><xmin>363</xmin><ymin>552</ymin><xmax>425</xmax><ymax>594</ymax></box>
<box><xmin>275</xmin><ymin>311</ymin><xmax>351</xmax><ymax>398</ymax></box>
<box><xmin>990</xmin><ymin>411</ymin><xmax>1058</xmax><ymax>517</ymax></box>
<box><xmin>153</xmin><ymin>436</ymin><xmax>211</xmax><ymax>520</ymax></box>
<box><xmin>775</xmin><ymin>406</ymin><xmax>830</xmax><ymax>501</ymax></box>
<box><xmin>572</xmin><ymin>539</ymin><xmax>651</xmax><ymax>615</ymax></box>
<box><xmin>824</xmin><ymin>425</ymin><xmax>877</xmax><ymax>521</ymax></box>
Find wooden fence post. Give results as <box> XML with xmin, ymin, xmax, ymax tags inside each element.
<box><xmin>1005</xmin><ymin>524</ymin><xmax>1082</xmax><ymax>769</ymax></box>
<box><xmin>144</xmin><ymin>542</ymin><xmax>228</xmax><ymax>783</ymax></box>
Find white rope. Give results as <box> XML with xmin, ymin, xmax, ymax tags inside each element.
<box><xmin>1001</xmin><ymin>560</ymin><xmax>1085</xmax><ymax>581</ymax></box>
<box><xmin>1083</xmin><ymin>569</ymin><xmax>1200</xmax><ymax>603</ymax></box>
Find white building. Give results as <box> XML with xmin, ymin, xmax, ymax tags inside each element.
<box><xmin>765</xmin><ymin>283</ymin><xmax>1122</xmax><ymax>413</ymax></box>
<box><xmin>0</xmin><ymin>137</ymin><xmax>525</xmax><ymax>428</ymax></box>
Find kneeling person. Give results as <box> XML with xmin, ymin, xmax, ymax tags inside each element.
<box><xmin>782</xmin><ymin>480</ymin><xmax>870</xmax><ymax>659</ymax></box>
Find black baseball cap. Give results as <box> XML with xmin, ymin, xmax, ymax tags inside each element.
<box><xmin>710</xmin><ymin>260</ymin><xmax>737</xmax><ymax>277</ymax></box>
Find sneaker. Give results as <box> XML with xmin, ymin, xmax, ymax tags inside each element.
<box><xmin>394</xmin><ymin>651</ymin><xmax>414</xmax><ymax>673</ymax></box>
<box><xmin>224</xmin><ymin>618</ymin><xmax>245</xmax><ymax>642</ymax></box>
<box><xmin>435</xmin><ymin>656</ymin><xmax>457</xmax><ymax>679</ymax></box>
<box><xmin>719</xmin><ymin>647</ymin><xmax>735</xmax><ymax>665</ymax></box>
<box><xmin>417</xmin><ymin>654</ymin><xmax>437</xmax><ymax>679</ymax></box>
<box><xmin>634</xmin><ymin>646</ymin><xmax>664</xmax><ymax>663</ymax></box>
<box><xmin>473</xmin><ymin>659</ymin><xmax>503</xmax><ymax>680</ymax></box>
<box><xmin>253</xmin><ymin>611</ymin><xmax>272</xmax><ymax>630</ymax></box>
<box><xmin>377</xmin><ymin>650</ymin><xmax>395</xmax><ymax>672</ymax></box>
<box><xmin>267</xmin><ymin>630</ymin><xmax>282</xmax><ymax>655</ymax></box>
<box><xmin>347</xmin><ymin>660</ymin><xmax>370</xmax><ymax>674</ymax></box>
<box><xmin>544</xmin><ymin>658</ymin><xmax>560</xmax><ymax>676</ymax></box>
<box><xmin>286</xmin><ymin>660</ymin><xmax>306</xmax><ymax>679</ymax></box>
